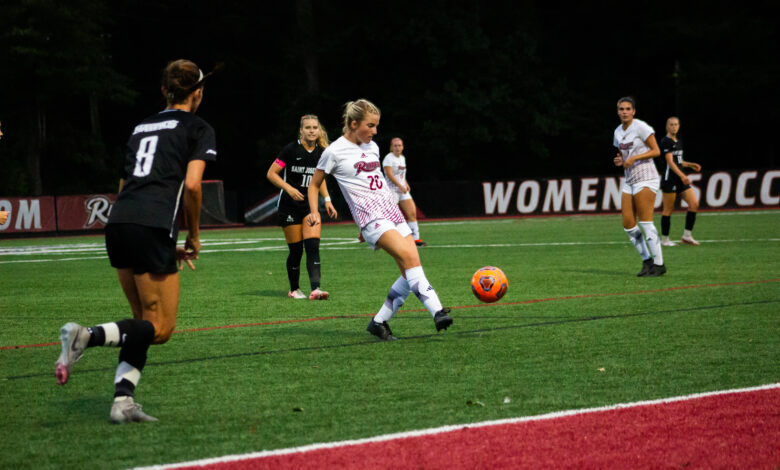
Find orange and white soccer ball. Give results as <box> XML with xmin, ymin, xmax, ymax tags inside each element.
<box><xmin>471</xmin><ymin>266</ymin><xmax>508</xmax><ymax>303</ymax></box>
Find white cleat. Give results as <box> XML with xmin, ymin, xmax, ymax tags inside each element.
<box><xmin>661</xmin><ymin>240</ymin><xmax>677</xmax><ymax>247</ymax></box>
<box><xmin>55</xmin><ymin>322</ymin><xmax>90</xmax><ymax>385</ymax></box>
<box><xmin>110</xmin><ymin>396</ymin><xmax>158</xmax><ymax>423</ymax></box>
<box><xmin>681</xmin><ymin>235</ymin><xmax>700</xmax><ymax>246</ymax></box>
<box><xmin>288</xmin><ymin>289</ymin><xmax>306</xmax><ymax>299</ymax></box>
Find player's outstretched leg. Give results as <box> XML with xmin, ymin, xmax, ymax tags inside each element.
<box><xmin>55</xmin><ymin>322</ymin><xmax>91</xmax><ymax>385</ymax></box>
<box><xmin>110</xmin><ymin>396</ymin><xmax>158</xmax><ymax>423</ymax></box>
<box><xmin>405</xmin><ymin>266</ymin><xmax>453</xmax><ymax>332</ymax></box>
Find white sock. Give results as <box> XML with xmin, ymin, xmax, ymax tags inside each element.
<box><xmin>97</xmin><ymin>322</ymin><xmax>121</xmax><ymax>346</ymax></box>
<box><xmin>405</xmin><ymin>266</ymin><xmax>443</xmax><ymax>317</ymax></box>
<box><xmin>624</xmin><ymin>226</ymin><xmax>650</xmax><ymax>260</ymax></box>
<box><xmin>408</xmin><ymin>221</ymin><xmax>420</xmax><ymax>240</ymax></box>
<box><xmin>114</xmin><ymin>361</ymin><xmax>141</xmax><ymax>387</ymax></box>
<box><xmin>373</xmin><ymin>277</ymin><xmax>411</xmax><ymax>323</ymax></box>
<box><xmin>639</xmin><ymin>221</ymin><xmax>663</xmax><ymax>265</ymax></box>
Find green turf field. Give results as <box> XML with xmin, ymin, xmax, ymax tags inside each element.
<box><xmin>1</xmin><ymin>210</ymin><xmax>778</xmax><ymax>469</ymax></box>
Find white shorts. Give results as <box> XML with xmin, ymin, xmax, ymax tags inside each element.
<box><xmin>391</xmin><ymin>190</ymin><xmax>413</xmax><ymax>204</ymax></box>
<box><xmin>360</xmin><ymin>218</ymin><xmax>412</xmax><ymax>250</ymax></box>
<box><xmin>622</xmin><ymin>178</ymin><xmax>660</xmax><ymax>195</ymax></box>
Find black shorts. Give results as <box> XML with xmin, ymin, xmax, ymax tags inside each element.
<box><xmin>661</xmin><ymin>172</ymin><xmax>691</xmax><ymax>194</ymax></box>
<box><xmin>277</xmin><ymin>200</ymin><xmax>309</xmax><ymax>227</ymax></box>
<box><xmin>105</xmin><ymin>223</ymin><xmax>177</xmax><ymax>274</ymax></box>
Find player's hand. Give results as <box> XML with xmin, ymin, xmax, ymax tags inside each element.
<box><xmin>306</xmin><ymin>211</ymin><xmax>321</xmax><ymax>226</ymax></box>
<box><xmin>622</xmin><ymin>156</ymin><xmax>634</xmax><ymax>168</ymax></box>
<box><xmin>688</xmin><ymin>162</ymin><xmax>702</xmax><ymax>172</ymax></box>
<box><xmin>681</xmin><ymin>175</ymin><xmax>691</xmax><ymax>185</ymax></box>
<box><xmin>176</xmin><ymin>246</ymin><xmax>197</xmax><ymax>271</ymax></box>
<box><xmin>286</xmin><ymin>187</ymin><xmax>305</xmax><ymax>201</ymax></box>
<box><xmin>325</xmin><ymin>201</ymin><xmax>338</xmax><ymax>220</ymax></box>
<box><xmin>357</xmin><ymin>232</ymin><xmax>365</xmax><ymax>243</ymax></box>
<box><xmin>613</xmin><ymin>154</ymin><xmax>623</xmax><ymax>167</ymax></box>
<box><xmin>405</xmin><ymin>182</ymin><xmax>411</xmax><ymax>192</ymax></box>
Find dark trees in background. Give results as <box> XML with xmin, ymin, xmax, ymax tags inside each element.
<box><xmin>0</xmin><ymin>0</ymin><xmax>775</xmax><ymax>197</ymax></box>
<box><xmin>0</xmin><ymin>0</ymin><xmax>136</xmax><ymax>196</ymax></box>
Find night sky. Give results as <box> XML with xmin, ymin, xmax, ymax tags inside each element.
<box><xmin>0</xmin><ymin>0</ymin><xmax>776</xmax><ymax>198</ymax></box>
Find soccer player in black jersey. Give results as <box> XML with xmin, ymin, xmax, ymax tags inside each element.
<box><xmin>659</xmin><ymin>117</ymin><xmax>702</xmax><ymax>246</ymax></box>
<box><xmin>267</xmin><ymin>114</ymin><xmax>337</xmax><ymax>300</ymax></box>
<box><xmin>54</xmin><ymin>59</ymin><xmax>217</xmax><ymax>423</ymax></box>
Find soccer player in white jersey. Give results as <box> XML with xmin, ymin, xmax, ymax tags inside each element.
<box><xmin>306</xmin><ymin>99</ymin><xmax>452</xmax><ymax>340</ymax></box>
<box><xmin>613</xmin><ymin>96</ymin><xmax>666</xmax><ymax>277</ymax></box>
<box><xmin>383</xmin><ymin>137</ymin><xmax>425</xmax><ymax>246</ymax></box>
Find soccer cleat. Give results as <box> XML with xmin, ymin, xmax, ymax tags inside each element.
<box><xmin>55</xmin><ymin>322</ymin><xmax>90</xmax><ymax>385</ymax></box>
<box><xmin>636</xmin><ymin>258</ymin><xmax>654</xmax><ymax>277</ymax></box>
<box><xmin>647</xmin><ymin>264</ymin><xmax>667</xmax><ymax>277</ymax></box>
<box><xmin>110</xmin><ymin>396</ymin><xmax>158</xmax><ymax>424</ymax></box>
<box><xmin>661</xmin><ymin>239</ymin><xmax>677</xmax><ymax>247</ymax></box>
<box><xmin>681</xmin><ymin>235</ymin><xmax>700</xmax><ymax>246</ymax></box>
<box><xmin>366</xmin><ymin>319</ymin><xmax>397</xmax><ymax>341</ymax></box>
<box><xmin>433</xmin><ymin>308</ymin><xmax>453</xmax><ymax>332</ymax></box>
<box><xmin>414</xmin><ymin>239</ymin><xmax>427</xmax><ymax>247</ymax></box>
<box><xmin>288</xmin><ymin>289</ymin><xmax>306</xmax><ymax>299</ymax></box>
<box><xmin>382</xmin><ymin>321</ymin><xmax>394</xmax><ymax>338</ymax></box>
<box><xmin>308</xmin><ymin>288</ymin><xmax>329</xmax><ymax>300</ymax></box>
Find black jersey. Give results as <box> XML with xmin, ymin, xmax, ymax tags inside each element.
<box><xmin>660</xmin><ymin>136</ymin><xmax>684</xmax><ymax>176</ymax></box>
<box><xmin>109</xmin><ymin>109</ymin><xmax>217</xmax><ymax>236</ymax></box>
<box><xmin>275</xmin><ymin>140</ymin><xmax>323</xmax><ymax>208</ymax></box>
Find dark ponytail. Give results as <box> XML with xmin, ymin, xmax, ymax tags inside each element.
<box><xmin>161</xmin><ymin>60</ymin><xmax>223</xmax><ymax>105</ymax></box>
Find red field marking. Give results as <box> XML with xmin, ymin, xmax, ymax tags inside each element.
<box><xmin>2</xmin><ymin>279</ymin><xmax>778</xmax><ymax>351</ymax></box>
<box><xmin>140</xmin><ymin>384</ymin><xmax>780</xmax><ymax>470</ymax></box>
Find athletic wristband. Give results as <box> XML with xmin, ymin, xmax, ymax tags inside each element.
<box><xmin>324</xmin><ymin>196</ymin><xmax>331</xmax><ymax>202</ymax></box>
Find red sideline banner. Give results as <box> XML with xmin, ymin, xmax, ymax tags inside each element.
<box><xmin>481</xmin><ymin>169</ymin><xmax>780</xmax><ymax>216</ymax></box>
<box><xmin>0</xmin><ymin>194</ymin><xmax>115</xmax><ymax>234</ymax></box>
<box><xmin>0</xmin><ymin>196</ymin><xmax>57</xmax><ymax>233</ymax></box>
<box><xmin>56</xmin><ymin>194</ymin><xmax>117</xmax><ymax>231</ymax></box>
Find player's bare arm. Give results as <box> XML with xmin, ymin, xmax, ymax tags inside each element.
<box><xmin>666</xmin><ymin>152</ymin><xmax>690</xmax><ymax>185</ymax></box>
<box><xmin>683</xmin><ymin>161</ymin><xmax>702</xmax><ymax>172</ymax></box>
<box><xmin>182</xmin><ymin>159</ymin><xmax>205</xmax><ymax>265</ymax></box>
<box><xmin>384</xmin><ymin>166</ymin><xmax>406</xmax><ymax>191</ymax></box>
<box><xmin>267</xmin><ymin>162</ymin><xmax>304</xmax><ymax>201</ymax></box>
<box><xmin>623</xmin><ymin>134</ymin><xmax>660</xmax><ymax>168</ymax></box>
<box><xmin>319</xmin><ymin>180</ymin><xmax>338</xmax><ymax>219</ymax></box>
<box><xmin>306</xmin><ymin>169</ymin><xmax>325</xmax><ymax>226</ymax></box>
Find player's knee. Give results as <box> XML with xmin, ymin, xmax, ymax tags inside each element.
<box><xmin>152</xmin><ymin>324</ymin><xmax>174</xmax><ymax>344</ymax></box>
<box><xmin>688</xmin><ymin>199</ymin><xmax>699</xmax><ymax>212</ymax></box>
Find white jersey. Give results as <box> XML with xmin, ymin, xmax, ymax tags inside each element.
<box><xmin>613</xmin><ymin>118</ymin><xmax>659</xmax><ymax>184</ymax></box>
<box><xmin>317</xmin><ymin>136</ymin><xmax>405</xmax><ymax>229</ymax></box>
<box><xmin>382</xmin><ymin>153</ymin><xmax>407</xmax><ymax>194</ymax></box>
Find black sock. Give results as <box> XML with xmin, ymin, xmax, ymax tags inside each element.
<box><xmin>113</xmin><ymin>320</ymin><xmax>154</xmax><ymax>398</ymax></box>
<box><xmin>114</xmin><ymin>378</ymin><xmax>136</xmax><ymax>398</ymax></box>
<box><xmin>685</xmin><ymin>211</ymin><xmax>697</xmax><ymax>231</ymax></box>
<box><xmin>87</xmin><ymin>326</ymin><xmax>105</xmax><ymax>347</ymax></box>
<box><xmin>286</xmin><ymin>241</ymin><xmax>304</xmax><ymax>291</ymax></box>
<box><xmin>304</xmin><ymin>238</ymin><xmax>321</xmax><ymax>290</ymax></box>
<box><xmin>661</xmin><ymin>215</ymin><xmax>671</xmax><ymax>237</ymax></box>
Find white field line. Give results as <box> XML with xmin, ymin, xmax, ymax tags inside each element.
<box><xmin>1</xmin><ymin>237</ymin><xmax>778</xmax><ymax>264</ymax></box>
<box><xmin>132</xmin><ymin>382</ymin><xmax>780</xmax><ymax>470</ymax></box>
